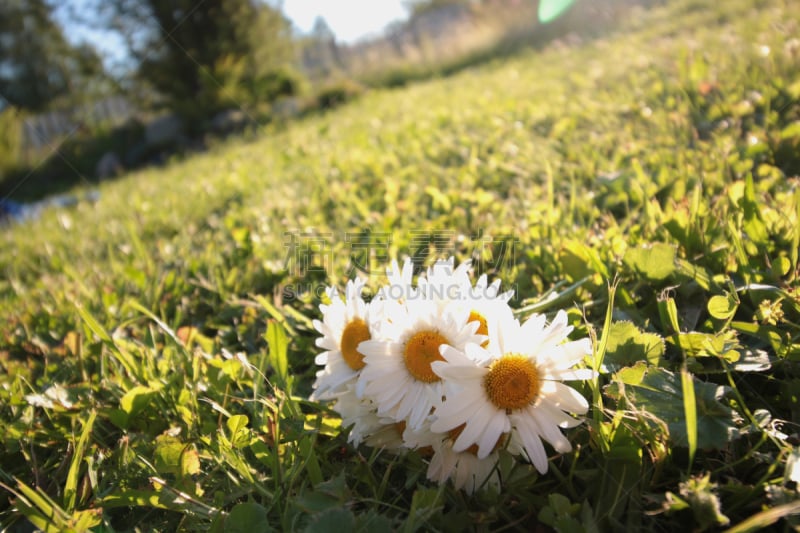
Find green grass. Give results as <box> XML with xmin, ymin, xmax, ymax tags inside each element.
<box><xmin>2</xmin><ymin>0</ymin><xmax>800</xmax><ymax>530</ymax></box>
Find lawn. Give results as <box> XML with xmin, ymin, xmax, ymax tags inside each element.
<box><xmin>2</xmin><ymin>0</ymin><xmax>800</xmax><ymax>530</ymax></box>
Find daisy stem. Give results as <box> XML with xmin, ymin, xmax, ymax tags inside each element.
<box><xmin>591</xmin><ymin>278</ymin><xmax>618</xmax><ymax>451</ymax></box>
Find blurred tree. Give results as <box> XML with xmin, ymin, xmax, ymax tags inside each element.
<box><xmin>311</xmin><ymin>17</ymin><xmax>336</xmax><ymax>42</ymax></box>
<box><xmin>297</xmin><ymin>16</ymin><xmax>342</xmax><ymax>79</ymax></box>
<box><xmin>0</xmin><ymin>0</ymin><xmax>108</xmax><ymax>111</ymax></box>
<box><xmin>99</xmin><ymin>0</ymin><xmax>296</xmax><ymax>126</ymax></box>
<box><xmin>403</xmin><ymin>0</ymin><xmax>474</xmax><ymax>20</ymax></box>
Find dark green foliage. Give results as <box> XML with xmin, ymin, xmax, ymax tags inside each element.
<box><xmin>314</xmin><ymin>80</ymin><xmax>364</xmax><ymax>111</ymax></box>
<box><xmin>102</xmin><ymin>0</ymin><xmax>296</xmax><ymax>127</ymax></box>
<box><xmin>0</xmin><ymin>0</ymin><xmax>108</xmax><ymax>112</ymax></box>
<box><xmin>0</xmin><ymin>119</ymin><xmax>145</xmax><ymax>201</ymax></box>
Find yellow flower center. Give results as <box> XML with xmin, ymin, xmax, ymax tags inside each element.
<box><xmin>447</xmin><ymin>423</ymin><xmax>506</xmax><ymax>456</ymax></box>
<box><xmin>404</xmin><ymin>330</ymin><xmax>449</xmax><ymax>383</ymax></box>
<box><xmin>483</xmin><ymin>355</ymin><xmax>541</xmax><ymax>411</ymax></box>
<box><xmin>340</xmin><ymin>319</ymin><xmax>371</xmax><ymax>371</ymax></box>
<box><xmin>468</xmin><ymin>310</ymin><xmax>489</xmax><ymax>347</ymax></box>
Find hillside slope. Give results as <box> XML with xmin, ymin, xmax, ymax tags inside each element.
<box><xmin>2</xmin><ymin>0</ymin><xmax>800</xmax><ymax>530</ymax></box>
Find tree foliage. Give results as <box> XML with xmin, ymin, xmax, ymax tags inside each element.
<box><xmin>100</xmin><ymin>0</ymin><xmax>296</xmax><ymax>125</ymax></box>
<box><xmin>403</xmin><ymin>0</ymin><xmax>473</xmax><ymax>20</ymax></box>
<box><xmin>0</xmin><ymin>0</ymin><xmax>107</xmax><ymax>111</ymax></box>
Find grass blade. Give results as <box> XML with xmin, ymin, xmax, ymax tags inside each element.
<box><xmin>76</xmin><ymin>304</ymin><xmax>139</xmax><ymax>380</ymax></box>
<box><xmin>265</xmin><ymin>320</ymin><xmax>289</xmax><ymax>390</ymax></box>
<box><xmin>724</xmin><ymin>499</ymin><xmax>800</xmax><ymax>533</ymax></box>
<box><xmin>591</xmin><ymin>278</ymin><xmax>618</xmax><ymax>441</ymax></box>
<box><xmin>64</xmin><ymin>410</ymin><xmax>96</xmax><ymax>512</ymax></box>
<box><xmin>681</xmin><ymin>367</ymin><xmax>697</xmax><ymax>471</ymax></box>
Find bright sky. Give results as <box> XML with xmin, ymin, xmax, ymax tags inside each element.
<box><xmin>281</xmin><ymin>0</ymin><xmax>408</xmax><ymax>43</ymax></box>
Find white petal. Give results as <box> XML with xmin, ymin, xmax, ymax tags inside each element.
<box><xmin>492</xmin><ymin>312</ymin><xmax>520</xmax><ymax>356</ymax></box>
<box><xmin>431</xmin><ymin>393</ymin><xmax>484</xmax><ymax>432</ymax></box>
<box><xmin>432</xmin><ymin>360</ymin><xmax>484</xmax><ymax>382</ymax></box>
<box><xmin>514</xmin><ymin>416</ymin><xmax>549</xmax><ymax>474</ymax></box>
<box><xmin>477</xmin><ymin>412</ymin><xmax>510</xmax><ymax>459</ymax></box>
<box><xmin>545</xmin><ymin>368</ymin><xmax>595</xmax><ymax>381</ymax></box>
<box><xmin>540</xmin><ymin>381</ymin><xmax>589</xmax><ymax>414</ymax></box>
<box><xmin>464</xmin><ymin>343</ymin><xmax>493</xmax><ymax>364</ymax></box>
<box><xmin>539</xmin><ymin>339</ymin><xmax>592</xmax><ymax>370</ymax></box>
<box><xmin>407</xmin><ymin>384</ymin><xmax>439</xmax><ymax>429</ymax></box>
<box><xmin>453</xmin><ymin>401</ymin><xmax>496</xmax><ymax>452</ymax></box>
<box><xmin>358</xmin><ymin>340</ymin><xmax>400</xmax><ymax>358</ymax></box>
<box><xmin>531</xmin><ymin>408</ymin><xmax>572</xmax><ymax>453</ymax></box>
<box><xmin>537</xmin><ymin>399</ymin><xmax>584</xmax><ymax>428</ymax></box>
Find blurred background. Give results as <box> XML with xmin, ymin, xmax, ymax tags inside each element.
<box><xmin>0</xmin><ymin>0</ymin><xmax>660</xmax><ymax>208</ymax></box>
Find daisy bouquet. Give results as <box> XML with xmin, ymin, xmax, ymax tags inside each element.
<box><xmin>311</xmin><ymin>257</ymin><xmax>593</xmax><ymax>493</ymax></box>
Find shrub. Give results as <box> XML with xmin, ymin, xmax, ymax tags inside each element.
<box><xmin>0</xmin><ymin>107</ymin><xmax>23</xmax><ymax>185</ymax></box>
<box><xmin>256</xmin><ymin>66</ymin><xmax>306</xmax><ymax>101</ymax></box>
<box><xmin>314</xmin><ymin>79</ymin><xmax>364</xmax><ymax>111</ymax></box>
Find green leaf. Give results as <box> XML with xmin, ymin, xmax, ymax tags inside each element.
<box><xmin>355</xmin><ymin>511</ymin><xmax>395</xmax><ymax>533</ymax></box>
<box><xmin>602</xmin><ymin>321</ymin><xmax>665</xmax><ymax>370</ymax></box>
<box><xmin>623</xmin><ymin>243</ymin><xmax>676</xmax><ymax>281</ymax></box>
<box><xmin>154</xmin><ymin>435</ymin><xmax>187</xmax><ymax>475</ymax></box>
<box><xmin>303</xmin><ymin>412</ymin><xmax>341</xmax><ymax>437</ymax></box>
<box><xmin>181</xmin><ymin>446</ymin><xmax>201</xmax><ymax>477</ymax></box>
<box><xmin>658</xmin><ymin>296</ymin><xmax>681</xmax><ymax>335</ymax></box>
<box><xmin>120</xmin><ymin>385</ymin><xmax>159</xmax><ymax>415</ymax></box>
<box><xmin>225</xmin><ymin>502</ymin><xmax>270</xmax><ymax>533</ymax></box>
<box><xmin>298</xmin><ymin>435</ymin><xmax>323</xmax><ymax>485</ymax></box>
<box><xmin>671</xmin><ymin>474</ymin><xmax>729</xmax><ymax>529</ymax></box>
<box><xmin>559</xmin><ymin>239</ymin><xmax>609</xmax><ymax>281</ymax></box>
<box><xmin>294</xmin><ymin>474</ymin><xmax>350</xmax><ymax>513</ymax></box>
<box><xmin>740</xmin><ymin>173</ymin><xmax>769</xmax><ymax>246</ymax></box>
<box><xmin>424</xmin><ymin>185</ymin><xmax>452</xmax><ymax>212</ymax></box>
<box><xmin>707</xmin><ymin>294</ymin><xmax>738</xmax><ymax>320</ymax></box>
<box><xmin>227</xmin><ymin>414</ymin><xmax>251</xmax><ymax>449</ymax></box>
<box><xmin>537</xmin><ymin>493</ymin><xmax>583</xmax><ymax>531</ymax></box>
<box><xmin>249</xmin><ymin>439</ymin><xmax>273</xmax><ymax>468</ymax></box>
<box><xmin>675</xmin><ymin>258</ymin><xmax>715</xmax><ymax>291</ymax></box>
<box><xmin>305</xmin><ymin>507</ymin><xmax>355</xmax><ymax>533</ymax></box>
<box><xmin>265</xmin><ymin>320</ymin><xmax>289</xmax><ymax>389</ymax></box>
<box><xmin>70</xmin><ymin>509</ymin><xmax>103</xmax><ymax>531</ymax></box>
<box><xmin>403</xmin><ymin>487</ymin><xmax>443</xmax><ymax>533</ymax></box>
<box><xmin>100</xmin><ymin>489</ymin><xmax>166</xmax><ymax>509</ymax></box>
<box><xmin>668</xmin><ymin>330</ymin><xmax>740</xmax><ymax>361</ymax></box>
<box><xmin>606</xmin><ymin>364</ymin><xmax>739</xmax><ymax>450</ymax></box>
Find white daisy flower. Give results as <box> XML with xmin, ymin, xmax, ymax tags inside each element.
<box><xmin>331</xmin><ymin>384</ymin><xmax>405</xmax><ymax>450</ymax></box>
<box><xmin>356</xmin><ymin>293</ymin><xmax>483</xmax><ymax>430</ymax></box>
<box><xmin>417</xmin><ymin>257</ymin><xmax>472</xmax><ymax>310</ymax></box>
<box><xmin>311</xmin><ymin>278</ymin><xmax>379</xmax><ymax>401</ymax></box>
<box><xmin>403</xmin><ymin>422</ymin><xmax>502</xmax><ymax>494</ymax></box>
<box><xmin>430</xmin><ymin>310</ymin><xmax>593</xmax><ymax>474</ymax></box>
<box><xmin>377</xmin><ymin>257</ymin><xmax>417</xmax><ymax>303</ymax></box>
<box><xmin>459</xmin><ymin>271</ymin><xmax>515</xmax><ymax>353</ymax></box>
<box><xmin>417</xmin><ymin>258</ymin><xmax>513</xmax><ymax>352</ymax></box>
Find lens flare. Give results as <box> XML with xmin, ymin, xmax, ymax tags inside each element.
<box><xmin>538</xmin><ymin>0</ymin><xmax>576</xmax><ymax>24</ymax></box>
